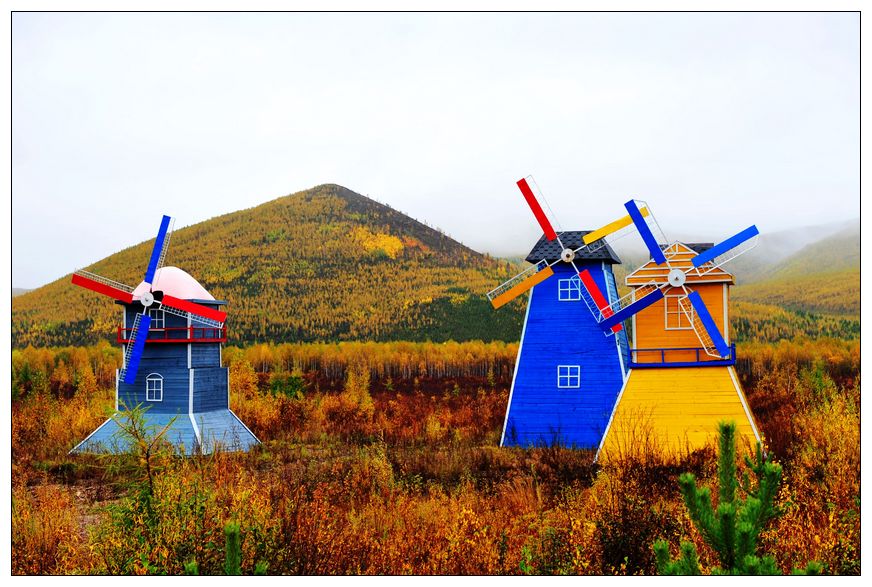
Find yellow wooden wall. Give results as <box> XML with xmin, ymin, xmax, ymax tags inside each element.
<box><xmin>598</xmin><ymin>366</ymin><xmax>759</xmax><ymax>461</ymax></box>
<box><xmin>633</xmin><ymin>283</ymin><xmax>727</xmax><ymax>362</ymax></box>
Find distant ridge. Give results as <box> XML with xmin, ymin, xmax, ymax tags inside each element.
<box><xmin>12</xmin><ymin>184</ymin><xmax>525</xmax><ymax>347</ymax></box>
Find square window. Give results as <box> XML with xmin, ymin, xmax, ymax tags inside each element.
<box><xmin>665</xmin><ymin>295</ymin><xmax>692</xmax><ymax>330</ymax></box>
<box><xmin>148</xmin><ymin>308</ymin><xmax>165</xmax><ymax>329</ymax></box>
<box><xmin>557</xmin><ymin>365</ymin><xmax>581</xmax><ymax>388</ymax></box>
<box><xmin>558</xmin><ymin>277</ymin><xmax>582</xmax><ymax>301</ymax></box>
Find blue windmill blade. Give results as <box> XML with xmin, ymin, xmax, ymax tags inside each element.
<box><xmin>144</xmin><ymin>215</ymin><xmax>173</xmax><ymax>285</ymax></box>
<box><xmin>684</xmin><ymin>291</ymin><xmax>731</xmax><ymax>358</ymax></box>
<box><xmin>691</xmin><ymin>225</ymin><xmax>759</xmax><ymax>275</ymax></box>
<box><xmin>598</xmin><ymin>286</ymin><xmax>665</xmax><ymax>332</ymax></box>
<box><xmin>122</xmin><ymin>313</ymin><xmax>152</xmax><ymax>384</ymax></box>
<box><xmin>625</xmin><ymin>200</ymin><xmax>667</xmax><ymax>265</ymax></box>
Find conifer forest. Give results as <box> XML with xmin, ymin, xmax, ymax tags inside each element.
<box><xmin>11</xmin><ymin>187</ymin><xmax>861</xmax><ymax>575</ymax></box>
<box><xmin>12</xmin><ymin>337</ymin><xmax>860</xmax><ymax>574</ymax></box>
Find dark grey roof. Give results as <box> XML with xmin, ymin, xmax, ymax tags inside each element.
<box><xmin>525</xmin><ymin>231</ymin><xmax>622</xmax><ymax>264</ymax></box>
<box><xmin>657</xmin><ymin>242</ymin><xmax>713</xmax><ymax>256</ymax></box>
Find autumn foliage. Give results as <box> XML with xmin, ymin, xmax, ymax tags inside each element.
<box><xmin>11</xmin><ymin>338</ymin><xmax>860</xmax><ymax>575</ymax></box>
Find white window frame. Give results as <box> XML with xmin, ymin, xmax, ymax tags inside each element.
<box><xmin>557</xmin><ymin>277</ymin><xmax>582</xmax><ymax>302</ymax></box>
<box><xmin>557</xmin><ymin>365</ymin><xmax>581</xmax><ymax>388</ymax></box>
<box><xmin>148</xmin><ymin>308</ymin><xmax>165</xmax><ymax>329</ymax></box>
<box><xmin>664</xmin><ymin>294</ymin><xmax>693</xmax><ymax>330</ymax></box>
<box><xmin>145</xmin><ymin>373</ymin><xmax>163</xmax><ymax>402</ymax></box>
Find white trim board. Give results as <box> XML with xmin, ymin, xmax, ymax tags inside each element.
<box><xmin>595</xmin><ymin>369</ymin><xmax>632</xmax><ymax>463</ymax></box>
<box><xmin>728</xmin><ymin>366</ymin><xmax>761</xmax><ymax>445</ymax></box>
<box><xmin>189</xmin><ymin>370</ymin><xmax>201</xmax><ymax>447</ymax></box>
<box><xmin>69</xmin><ymin>417</ymin><xmax>114</xmax><ymax>455</ymax></box>
<box><xmin>500</xmin><ymin>288</ymin><xmax>533</xmax><ymax>447</ymax></box>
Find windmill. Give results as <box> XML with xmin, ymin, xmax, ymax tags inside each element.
<box><xmin>586</xmin><ymin>201</ymin><xmax>763</xmax><ymax>460</ymax></box>
<box><xmin>489</xmin><ymin>177</ymin><xmax>670</xmax><ymax>449</ymax></box>
<box><xmin>575</xmin><ymin>199</ymin><xmax>760</xmax><ymax>360</ymax></box>
<box><xmin>70</xmin><ymin>215</ymin><xmax>259</xmax><ymax>454</ymax></box>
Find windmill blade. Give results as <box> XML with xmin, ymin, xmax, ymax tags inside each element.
<box><xmin>144</xmin><ymin>215</ymin><xmax>173</xmax><ymax>285</ymax></box>
<box><xmin>121</xmin><ymin>313</ymin><xmax>152</xmax><ymax>384</ymax></box>
<box><xmin>577</xmin><ymin>269</ymin><xmax>622</xmax><ymax>333</ymax></box>
<box><xmin>159</xmin><ymin>303</ymin><xmax>223</xmax><ymax>329</ymax></box>
<box><xmin>682</xmin><ymin>291</ymin><xmax>731</xmax><ymax>358</ymax></box>
<box><xmin>151</xmin><ymin>216</ymin><xmax>176</xmax><ymax>290</ymax></box>
<box><xmin>625</xmin><ymin>200</ymin><xmax>667</xmax><ymax>265</ymax></box>
<box><xmin>517</xmin><ymin>177</ymin><xmax>558</xmax><ymax>241</ymax></box>
<box><xmin>690</xmin><ymin>225</ymin><xmax>760</xmax><ymax>275</ymax></box>
<box><xmin>598</xmin><ymin>284</ymin><xmax>665</xmax><ymax>332</ymax></box>
<box><xmin>161</xmin><ymin>294</ymin><xmax>227</xmax><ymax>324</ymax></box>
<box><xmin>487</xmin><ymin>260</ymin><xmax>555</xmax><ymax>309</ymax></box>
<box><xmin>582</xmin><ymin>206</ymin><xmax>651</xmax><ymax>247</ymax></box>
<box><xmin>71</xmin><ymin>270</ymin><xmax>134</xmax><ymax>304</ymax></box>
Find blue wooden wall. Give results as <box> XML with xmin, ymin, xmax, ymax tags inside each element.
<box><xmin>501</xmin><ymin>261</ymin><xmax>628</xmax><ymax>449</ymax></box>
<box><xmin>193</xmin><ymin>368</ymin><xmax>229</xmax><ymax>411</ymax></box>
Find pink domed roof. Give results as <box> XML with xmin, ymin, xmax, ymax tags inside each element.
<box><xmin>132</xmin><ymin>267</ymin><xmax>214</xmax><ymax>301</ymax></box>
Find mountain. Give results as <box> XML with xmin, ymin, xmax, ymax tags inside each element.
<box><xmin>732</xmin><ymin>221</ymin><xmax>859</xmax><ymax>318</ymax></box>
<box><xmin>12</xmin><ymin>288</ymin><xmax>30</xmax><ymax>298</ymax></box>
<box><xmin>609</xmin><ymin>220</ymin><xmax>859</xmax><ymax>342</ymax></box>
<box><xmin>12</xmin><ymin>184</ymin><xmax>525</xmax><ymax>347</ymax></box>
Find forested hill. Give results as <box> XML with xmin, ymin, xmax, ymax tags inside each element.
<box><xmin>12</xmin><ymin>184</ymin><xmax>525</xmax><ymax>347</ymax></box>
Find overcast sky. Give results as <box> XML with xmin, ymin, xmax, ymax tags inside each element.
<box><xmin>12</xmin><ymin>12</ymin><xmax>858</xmax><ymax>288</ymax></box>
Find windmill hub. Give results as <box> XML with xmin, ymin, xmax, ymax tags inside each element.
<box><xmin>667</xmin><ymin>268</ymin><xmax>687</xmax><ymax>287</ymax></box>
<box><xmin>561</xmin><ymin>248</ymin><xmax>575</xmax><ymax>263</ymax></box>
<box><xmin>140</xmin><ymin>291</ymin><xmax>155</xmax><ymax>307</ymax></box>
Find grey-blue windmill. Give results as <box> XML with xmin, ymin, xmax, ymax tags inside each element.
<box><xmin>70</xmin><ymin>215</ymin><xmax>260</xmax><ymax>454</ymax></box>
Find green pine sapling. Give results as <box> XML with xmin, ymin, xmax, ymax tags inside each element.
<box><xmin>653</xmin><ymin>421</ymin><xmax>822</xmax><ymax>575</ymax></box>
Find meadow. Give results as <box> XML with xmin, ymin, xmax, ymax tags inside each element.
<box><xmin>11</xmin><ymin>339</ymin><xmax>860</xmax><ymax>575</ymax></box>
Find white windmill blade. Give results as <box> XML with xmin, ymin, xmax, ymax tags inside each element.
<box><xmin>487</xmin><ymin>259</ymin><xmax>555</xmax><ymax>309</ymax></box>
<box><xmin>158</xmin><ymin>301</ymin><xmax>223</xmax><ymax>329</ymax></box>
<box><xmin>72</xmin><ymin>269</ymin><xmax>135</xmax><ymax>293</ymax></box>
<box><xmin>678</xmin><ymin>291</ymin><xmax>732</xmax><ymax>359</ymax></box>
<box><xmin>120</xmin><ymin>312</ymin><xmax>143</xmax><ymax>379</ymax></box>
<box><xmin>572</xmin><ymin>199</ymin><xmax>670</xmax><ymax>260</ymax></box>
<box><xmin>689</xmin><ymin>225</ymin><xmax>760</xmax><ymax>277</ymax></box>
<box><xmin>151</xmin><ymin>216</ymin><xmax>176</xmax><ymax>291</ymax></box>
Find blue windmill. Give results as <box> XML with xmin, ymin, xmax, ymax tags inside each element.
<box><xmin>70</xmin><ymin>215</ymin><xmax>259</xmax><ymax>454</ymax></box>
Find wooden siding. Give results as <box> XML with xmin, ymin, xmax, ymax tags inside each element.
<box><xmin>195</xmin><ymin>410</ymin><xmax>259</xmax><ymax>452</ymax></box>
<box><xmin>633</xmin><ymin>283</ymin><xmax>727</xmax><ymax>362</ymax></box>
<box><xmin>118</xmin><ymin>344</ymin><xmax>189</xmax><ymax>414</ymax></box>
<box><xmin>71</xmin><ymin>414</ymin><xmax>199</xmax><ymax>454</ymax></box>
<box><xmin>193</xmin><ymin>368</ymin><xmax>229</xmax><ymax>412</ymax></box>
<box><xmin>191</xmin><ymin>344</ymin><xmax>221</xmax><ymax>368</ymax></box>
<box><xmin>598</xmin><ymin>367</ymin><xmax>759</xmax><ymax>460</ymax></box>
<box><xmin>604</xmin><ymin>263</ymin><xmax>630</xmax><ymax>370</ymax></box>
<box><xmin>502</xmin><ymin>262</ymin><xmax>628</xmax><ymax>449</ymax></box>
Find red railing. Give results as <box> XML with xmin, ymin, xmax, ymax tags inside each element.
<box><xmin>117</xmin><ymin>326</ymin><xmax>227</xmax><ymax>344</ymax></box>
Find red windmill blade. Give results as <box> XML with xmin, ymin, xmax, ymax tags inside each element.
<box><xmin>489</xmin><ymin>176</ymin><xmax>603</xmax><ymax>310</ymax></box>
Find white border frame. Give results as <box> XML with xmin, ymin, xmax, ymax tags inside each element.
<box><xmin>664</xmin><ymin>293</ymin><xmax>693</xmax><ymax>331</ymax></box>
<box><xmin>557</xmin><ymin>364</ymin><xmax>581</xmax><ymax>389</ymax></box>
<box><xmin>557</xmin><ymin>276</ymin><xmax>582</xmax><ymax>302</ymax></box>
<box><xmin>145</xmin><ymin>373</ymin><xmax>164</xmax><ymax>402</ymax></box>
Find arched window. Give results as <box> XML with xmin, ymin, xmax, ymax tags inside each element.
<box><xmin>145</xmin><ymin>373</ymin><xmax>163</xmax><ymax>402</ymax></box>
